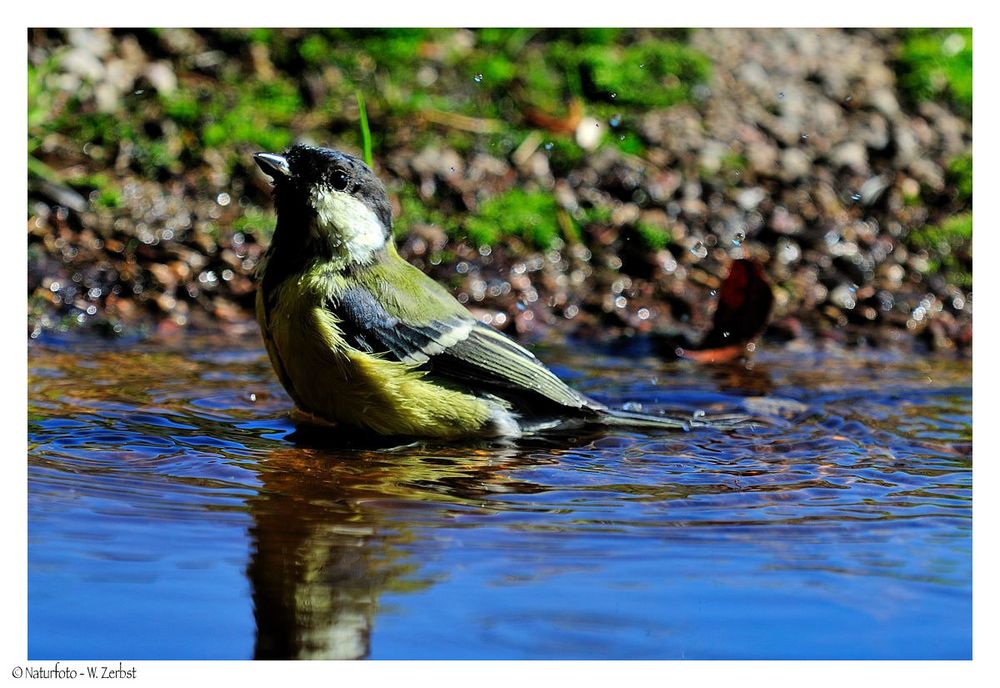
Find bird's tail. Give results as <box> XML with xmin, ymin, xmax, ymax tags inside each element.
<box><xmin>599</xmin><ymin>407</ymin><xmax>750</xmax><ymax>431</ymax></box>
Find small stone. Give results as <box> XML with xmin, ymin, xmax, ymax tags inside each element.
<box><xmin>831</xmin><ymin>141</ymin><xmax>868</xmax><ymax>174</ymax></box>
<box><xmin>575</xmin><ymin>116</ymin><xmax>603</xmax><ymax>151</ymax></box>
<box><xmin>737</xmin><ymin>187</ymin><xmax>767</xmax><ymax>211</ymax></box>
<box><xmin>779</xmin><ymin>148</ymin><xmax>812</xmax><ymax>181</ymax></box>
<box><xmin>144</xmin><ymin>61</ymin><xmax>177</xmax><ymax>95</ymax></box>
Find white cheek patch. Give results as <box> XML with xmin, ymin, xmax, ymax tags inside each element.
<box><xmin>309</xmin><ymin>186</ymin><xmax>387</xmax><ymax>264</ymax></box>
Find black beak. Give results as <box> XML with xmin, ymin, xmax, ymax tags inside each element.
<box><xmin>253</xmin><ymin>152</ymin><xmax>291</xmax><ymax>179</ymax></box>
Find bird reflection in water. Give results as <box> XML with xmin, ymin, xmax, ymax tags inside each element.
<box><xmin>246</xmin><ymin>435</ymin><xmax>564</xmax><ymax>659</ymax></box>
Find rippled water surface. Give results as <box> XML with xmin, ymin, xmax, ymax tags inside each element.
<box><xmin>28</xmin><ymin>334</ymin><xmax>972</xmax><ymax>659</ymax></box>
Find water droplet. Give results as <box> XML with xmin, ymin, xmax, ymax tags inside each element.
<box><xmin>845</xmin><ymin>94</ymin><xmax>853</xmax><ymax>102</ymax></box>
<box><xmin>609</xmin><ymin>114</ymin><xmax>622</xmax><ymax>127</ymax></box>
<box><xmin>778</xmin><ymin>91</ymin><xmax>784</xmax><ymax>99</ymax></box>
<box><xmin>249</xmin><ymin>392</ymin><xmax>257</xmax><ymax>402</ymax></box>
<box><xmin>623</xmin><ymin>401</ymin><xmax>643</xmax><ymax>412</ymax></box>
<box><xmin>544</xmin><ymin>142</ymin><xmax>553</xmax><ymax>150</ymax></box>
<box><xmin>473</xmin><ymin>73</ymin><xmax>483</xmax><ymax>83</ymax></box>
<box><xmin>850</xmin><ymin>193</ymin><xmax>862</xmax><ymax>202</ymax></box>
<box><xmin>611</xmin><ymin>92</ymin><xmax>617</xmax><ymax>99</ymax></box>
<box><xmin>639</xmin><ymin>63</ymin><xmax>646</xmax><ymax>69</ymax></box>
<box><xmin>620</xmin><ymin>135</ymin><xmax>626</xmax><ymax>141</ymax></box>
<box><xmin>732</xmin><ymin>230</ymin><xmax>746</xmax><ymax>246</ymax></box>
<box><xmin>800</xmin><ymin>133</ymin><xmax>809</xmax><ymax>141</ymax></box>
<box><xmin>692</xmin><ymin>409</ymin><xmax>706</xmax><ymax>419</ymax></box>
<box><xmin>690</xmin><ymin>242</ymin><xmax>708</xmax><ymax>259</ymax></box>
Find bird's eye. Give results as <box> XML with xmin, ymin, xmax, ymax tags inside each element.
<box><xmin>331</xmin><ymin>170</ymin><xmax>350</xmax><ymax>191</ymax></box>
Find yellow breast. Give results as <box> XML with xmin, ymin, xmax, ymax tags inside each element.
<box><xmin>256</xmin><ymin>276</ymin><xmax>497</xmax><ymax>439</ymax></box>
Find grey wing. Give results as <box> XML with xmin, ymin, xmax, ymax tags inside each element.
<box><xmin>330</xmin><ymin>286</ymin><xmax>595</xmax><ymax>411</ymax></box>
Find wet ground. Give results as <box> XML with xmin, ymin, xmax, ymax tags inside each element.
<box><xmin>27</xmin><ymin>333</ymin><xmax>971</xmax><ymax>659</ymax></box>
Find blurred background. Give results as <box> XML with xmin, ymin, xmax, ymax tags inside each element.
<box><xmin>27</xmin><ymin>28</ymin><xmax>972</xmax><ymax>350</ymax></box>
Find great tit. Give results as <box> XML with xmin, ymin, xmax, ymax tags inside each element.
<box><xmin>253</xmin><ymin>144</ymin><xmax>737</xmax><ymax>439</ymax></box>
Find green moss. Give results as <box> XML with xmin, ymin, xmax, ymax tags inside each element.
<box><xmin>247</xmin><ymin>28</ymin><xmax>276</xmax><ymax>44</ymax></box>
<box><xmin>95</xmin><ymin>187</ymin><xmax>123</xmax><ymax>209</ymax></box>
<box><xmin>897</xmin><ymin>28</ymin><xmax>972</xmax><ymax>116</ymax></box>
<box><xmin>636</xmin><ymin>221</ymin><xmax>671</xmax><ymax>250</ymax></box>
<box><xmin>543</xmin><ymin>137</ymin><xmax>585</xmax><ymax>175</ymax></box>
<box><xmin>160</xmin><ymin>90</ymin><xmax>200</xmax><ymax>125</ymax></box>
<box><xmin>612</xmin><ymin>131</ymin><xmax>646</xmax><ymax>156</ymax></box>
<box><xmin>910</xmin><ymin>212</ymin><xmax>972</xmax><ymax>250</ymax></box>
<box><xmin>468</xmin><ymin>53</ymin><xmax>518</xmax><ymax>89</ymax></box>
<box><xmin>186</xmin><ymin>78</ymin><xmax>301</xmax><ymax>152</ymax></box>
<box><xmin>232</xmin><ymin>207</ymin><xmax>276</xmax><ymax>241</ymax></box>
<box><xmin>392</xmin><ymin>186</ymin><xmax>458</xmax><ymax>240</ymax></box>
<box><xmin>66</xmin><ymin>173</ymin><xmax>122</xmax><ymax>209</ymax></box>
<box><xmin>580</xmin><ymin>204</ymin><xmax>613</xmax><ymax>226</ymax></box>
<box><xmin>580</xmin><ymin>41</ymin><xmax>711</xmax><ymax>107</ymax></box>
<box><xmin>576</xmin><ymin>28</ymin><xmax>625</xmax><ymax>45</ymax></box>
<box><xmin>465</xmin><ymin>189</ymin><xmax>561</xmax><ymax>248</ymax></box>
<box><xmin>299</xmin><ymin>34</ymin><xmax>332</xmax><ymax>65</ymax></box>
<box><xmin>721</xmin><ymin>152</ymin><xmax>746</xmax><ymax>173</ymax></box>
<box><xmin>700</xmin><ymin>151</ymin><xmax>747</xmax><ymax>183</ymax></box>
<box><xmin>947</xmin><ymin>153</ymin><xmax>972</xmax><ymax>203</ymax></box>
<box><xmin>908</xmin><ymin>212</ymin><xmax>972</xmax><ymax>288</ymax></box>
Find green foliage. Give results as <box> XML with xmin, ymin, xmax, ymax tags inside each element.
<box><xmin>356</xmin><ymin>91</ymin><xmax>373</xmax><ymax>167</ymax></box>
<box><xmin>897</xmin><ymin>28</ymin><xmax>972</xmax><ymax>116</ymax></box>
<box><xmin>465</xmin><ymin>189</ymin><xmax>561</xmax><ymax>248</ymax></box>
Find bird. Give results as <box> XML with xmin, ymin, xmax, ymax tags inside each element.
<box><xmin>252</xmin><ymin>144</ymin><xmax>741</xmax><ymax>440</ymax></box>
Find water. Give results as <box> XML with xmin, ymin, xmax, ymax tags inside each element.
<box><xmin>27</xmin><ymin>334</ymin><xmax>972</xmax><ymax>659</ymax></box>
